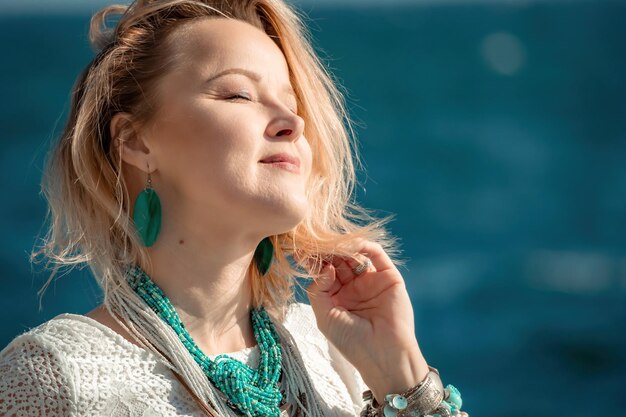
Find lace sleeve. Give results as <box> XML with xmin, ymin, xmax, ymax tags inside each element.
<box><xmin>327</xmin><ymin>340</ymin><xmax>370</xmax><ymax>416</ymax></box>
<box><xmin>0</xmin><ymin>333</ymin><xmax>78</xmax><ymax>417</ymax></box>
<box><xmin>288</xmin><ymin>302</ymin><xmax>370</xmax><ymax>416</ymax></box>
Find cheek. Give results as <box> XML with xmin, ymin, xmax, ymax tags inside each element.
<box><xmin>157</xmin><ymin>102</ymin><xmax>254</xmax><ymax>161</ymax></box>
<box><xmin>150</xmin><ymin>113</ymin><xmax>259</xmax><ymax>196</ymax></box>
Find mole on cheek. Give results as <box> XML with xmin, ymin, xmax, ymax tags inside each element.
<box><xmin>179</xmin><ymin>239</ymin><xmax>185</xmax><ymax>245</ymax></box>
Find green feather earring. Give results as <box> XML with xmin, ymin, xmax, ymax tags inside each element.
<box><xmin>132</xmin><ymin>166</ymin><xmax>161</xmax><ymax>247</ymax></box>
<box><xmin>254</xmin><ymin>237</ymin><xmax>274</xmax><ymax>276</ymax></box>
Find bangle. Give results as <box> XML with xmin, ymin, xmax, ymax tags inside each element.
<box><xmin>360</xmin><ymin>366</ymin><xmax>467</xmax><ymax>417</ymax></box>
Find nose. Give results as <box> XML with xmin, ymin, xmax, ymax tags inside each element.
<box><xmin>266</xmin><ymin>108</ymin><xmax>305</xmax><ymax>142</ymax></box>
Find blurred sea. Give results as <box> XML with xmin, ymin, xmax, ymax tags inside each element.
<box><xmin>1</xmin><ymin>1</ymin><xmax>625</xmax><ymax>416</ymax></box>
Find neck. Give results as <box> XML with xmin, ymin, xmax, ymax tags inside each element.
<box><xmin>140</xmin><ymin>219</ymin><xmax>263</xmax><ymax>356</ymax></box>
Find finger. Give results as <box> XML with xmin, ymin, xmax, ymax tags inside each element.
<box><xmin>306</xmin><ymin>263</ymin><xmax>340</xmax><ymax>316</ymax></box>
<box><xmin>330</xmin><ymin>256</ymin><xmax>356</xmax><ymax>284</ymax></box>
<box><xmin>303</xmin><ymin>261</ymin><xmax>342</xmax><ymax>295</ymax></box>
<box><xmin>344</xmin><ymin>254</ymin><xmax>376</xmax><ymax>276</ymax></box>
<box><xmin>346</xmin><ymin>239</ymin><xmax>395</xmax><ymax>272</ymax></box>
<box><xmin>337</xmin><ymin>270</ymin><xmax>402</xmax><ymax>306</ymax></box>
<box><xmin>293</xmin><ymin>252</ymin><xmax>328</xmax><ymax>278</ymax></box>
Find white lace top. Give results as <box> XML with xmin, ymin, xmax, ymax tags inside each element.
<box><xmin>0</xmin><ymin>303</ymin><xmax>368</xmax><ymax>417</ymax></box>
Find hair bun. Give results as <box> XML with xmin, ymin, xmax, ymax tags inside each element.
<box><xmin>89</xmin><ymin>4</ymin><xmax>129</xmax><ymax>52</ymax></box>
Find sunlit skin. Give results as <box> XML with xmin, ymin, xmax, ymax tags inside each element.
<box><xmin>86</xmin><ymin>17</ymin><xmax>429</xmax><ymax>403</ymax></box>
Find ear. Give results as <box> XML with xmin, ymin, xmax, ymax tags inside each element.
<box><xmin>110</xmin><ymin>112</ymin><xmax>156</xmax><ymax>173</ymax></box>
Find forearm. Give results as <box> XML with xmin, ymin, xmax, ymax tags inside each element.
<box><xmin>358</xmin><ymin>341</ymin><xmax>430</xmax><ymax>404</ymax></box>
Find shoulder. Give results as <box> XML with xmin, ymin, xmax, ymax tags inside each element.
<box><xmin>0</xmin><ymin>316</ymin><xmax>80</xmax><ymax>416</ymax></box>
<box><xmin>1</xmin><ymin>314</ymin><xmax>200</xmax><ymax>416</ymax></box>
<box><xmin>0</xmin><ymin>314</ymin><xmax>86</xmax><ymax>367</ymax></box>
<box><xmin>2</xmin><ymin>313</ymin><xmax>154</xmax><ymax>364</ymax></box>
<box><xmin>0</xmin><ymin>314</ymin><xmax>116</xmax><ymax>381</ymax></box>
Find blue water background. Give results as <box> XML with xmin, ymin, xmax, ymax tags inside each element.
<box><xmin>1</xmin><ymin>1</ymin><xmax>625</xmax><ymax>415</ymax></box>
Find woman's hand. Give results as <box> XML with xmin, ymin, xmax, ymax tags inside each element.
<box><xmin>299</xmin><ymin>239</ymin><xmax>430</xmax><ymax>402</ymax></box>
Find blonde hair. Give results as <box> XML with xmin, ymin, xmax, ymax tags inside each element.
<box><xmin>32</xmin><ymin>0</ymin><xmax>403</xmax><ymax>318</ymax></box>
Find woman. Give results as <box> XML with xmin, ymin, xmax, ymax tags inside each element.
<box><xmin>0</xmin><ymin>1</ymin><xmax>468</xmax><ymax>416</ymax></box>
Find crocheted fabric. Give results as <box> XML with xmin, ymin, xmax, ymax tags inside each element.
<box><xmin>0</xmin><ymin>303</ymin><xmax>367</xmax><ymax>417</ymax></box>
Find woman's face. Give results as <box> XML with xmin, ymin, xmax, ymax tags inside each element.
<box><xmin>141</xmin><ymin>18</ymin><xmax>311</xmax><ymax>237</ymax></box>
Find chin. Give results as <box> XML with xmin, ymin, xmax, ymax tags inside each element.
<box><xmin>275</xmin><ymin>210</ymin><xmax>307</xmax><ymax>234</ymax></box>
<box><xmin>263</xmin><ymin>201</ymin><xmax>308</xmax><ymax>235</ymax></box>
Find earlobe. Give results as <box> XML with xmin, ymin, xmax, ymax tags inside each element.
<box><xmin>110</xmin><ymin>112</ymin><xmax>154</xmax><ymax>172</ymax></box>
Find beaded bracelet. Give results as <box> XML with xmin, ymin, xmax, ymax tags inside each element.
<box><xmin>360</xmin><ymin>366</ymin><xmax>468</xmax><ymax>417</ymax></box>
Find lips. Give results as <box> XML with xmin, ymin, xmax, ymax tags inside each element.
<box><xmin>259</xmin><ymin>153</ymin><xmax>301</xmax><ymax>168</ymax></box>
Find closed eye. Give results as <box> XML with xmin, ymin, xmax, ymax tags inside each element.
<box><xmin>226</xmin><ymin>93</ymin><xmax>252</xmax><ymax>101</ymax></box>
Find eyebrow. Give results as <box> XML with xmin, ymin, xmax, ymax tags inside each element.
<box><xmin>205</xmin><ymin>67</ymin><xmax>297</xmax><ymax>98</ymax></box>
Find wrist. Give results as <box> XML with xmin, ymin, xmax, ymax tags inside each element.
<box><xmin>361</xmin><ymin>343</ymin><xmax>429</xmax><ymax>404</ymax></box>
<box><xmin>360</xmin><ymin>351</ymin><xmax>469</xmax><ymax>417</ymax></box>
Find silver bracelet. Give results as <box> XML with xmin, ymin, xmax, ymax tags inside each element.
<box><xmin>360</xmin><ymin>366</ymin><xmax>468</xmax><ymax>417</ymax></box>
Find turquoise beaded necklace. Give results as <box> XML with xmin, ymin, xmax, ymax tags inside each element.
<box><xmin>126</xmin><ymin>264</ymin><xmax>284</xmax><ymax>417</ymax></box>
